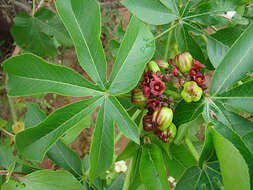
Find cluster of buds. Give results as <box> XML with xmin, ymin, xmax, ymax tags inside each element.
<box><xmin>114</xmin><ymin>160</ymin><xmax>127</xmax><ymax>173</ymax></box>
<box><xmin>131</xmin><ymin>52</ymin><xmax>207</xmax><ymax>143</ymax></box>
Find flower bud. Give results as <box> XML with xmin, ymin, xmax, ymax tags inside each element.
<box><xmin>131</xmin><ymin>88</ymin><xmax>147</xmax><ymax>108</ymax></box>
<box><xmin>153</xmin><ymin>59</ymin><xmax>169</xmax><ymax>70</ymax></box>
<box><xmin>148</xmin><ymin>61</ymin><xmax>160</xmax><ymax>74</ymax></box>
<box><xmin>162</xmin><ymin>123</ymin><xmax>177</xmax><ymax>143</ymax></box>
<box><xmin>143</xmin><ymin>115</ymin><xmax>155</xmax><ymax>131</ymax></box>
<box><xmin>175</xmin><ymin>52</ymin><xmax>193</xmax><ymax>73</ymax></box>
<box><xmin>152</xmin><ymin>107</ymin><xmax>173</xmax><ymax>131</ymax></box>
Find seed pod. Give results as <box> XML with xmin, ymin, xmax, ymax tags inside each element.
<box><xmin>175</xmin><ymin>52</ymin><xmax>193</xmax><ymax>73</ymax></box>
<box><xmin>181</xmin><ymin>90</ymin><xmax>192</xmax><ymax>103</ymax></box>
<box><xmin>184</xmin><ymin>81</ymin><xmax>198</xmax><ymax>94</ymax></box>
<box><xmin>131</xmin><ymin>88</ymin><xmax>147</xmax><ymax>108</ymax></box>
<box><xmin>192</xmin><ymin>86</ymin><xmax>203</xmax><ymax>102</ymax></box>
<box><xmin>162</xmin><ymin>123</ymin><xmax>177</xmax><ymax>143</ymax></box>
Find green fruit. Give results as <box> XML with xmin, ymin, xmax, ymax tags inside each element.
<box><xmin>169</xmin><ymin>123</ymin><xmax>177</xmax><ymax>138</ymax></box>
<box><xmin>192</xmin><ymin>87</ymin><xmax>203</xmax><ymax>102</ymax></box>
<box><xmin>175</xmin><ymin>52</ymin><xmax>193</xmax><ymax>73</ymax></box>
<box><xmin>181</xmin><ymin>90</ymin><xmax>192</xmax><ymax>103</ymax></box>
<box><xmin>183</xmin><ymin>81</ymin><xmax>198</xmax><ymax>93</ymax></box>
<box><xmin>154</xmin><ymin>107</ymin><xmax>173</xmax><ymax>131</ymax></box>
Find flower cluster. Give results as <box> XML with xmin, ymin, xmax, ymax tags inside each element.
<box><xmin>131</xmin><ymin>52</ymin><xmax>207</xmax><ymax>143</ymax></box>
<box><xmin>114</xmin><ymin>160</ymin><xmax>127</xmax><ymax>173</ymax></box>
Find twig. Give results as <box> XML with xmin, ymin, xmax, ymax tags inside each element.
<box><xmin>36</xmin><ymin>0</ymin><xmax>45</xmax><ymax>12</ymax></box>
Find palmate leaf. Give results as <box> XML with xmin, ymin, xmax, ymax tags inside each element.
<box><xmin>211</xmin><ymin>22</ymin><xmax>253</xmax><ymax>95</ymax></box>
<box><xmin>109</xmin><ymin>16</ymin><xmax>155</xmax><ymax>95</ymax></box>
<box><xmin>16</xmin><ymin>96</ymin><xmax>104</xmax><ymax>162</ymax></box>
<box><xmin>3</xmin><ymin>54</ymin><xmax>104</xmax><ymax>97</ymax></box>
<box><xmin>56</xmin><ymin>0</ymin><xmax>107</xmax><ymax>89</ymax></box>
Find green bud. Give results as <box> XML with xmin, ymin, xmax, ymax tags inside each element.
<box><xmin>175</xmin><ymin>52</ymin><xmax>193</xmax><ymax>73</ymax></box>
<box><xmin>153</xmin><ymin>59</ymin><xmax>169</xmax><ymax>70</ymax></box>
<box><xmin>131</xmin><ymin>89</ymin><xmax>147</xmax><ymax>108</ymax></box>
<box><xmin>148</xmin><ymin>61</ymin><xmax>160</xmax><ymax>74</ymax></box>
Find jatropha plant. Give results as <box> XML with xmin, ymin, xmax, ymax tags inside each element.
<box><xmin>132</xmin><ymin>52</ymin><xmax>207</xmax><ymax>144</ymax></box>
<box><xmin>1</xmin><ymin>0</ymin><xmax>253</xmax><ymax>190</ymax></box>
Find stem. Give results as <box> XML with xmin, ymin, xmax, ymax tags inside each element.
<box><xmin>32</xmin><ymin>0</ymin><xmax>36</xmax><ymax>16</ymax></box>
<box><xmin>115</xmin><ymin>109</ymin><xmax>142</xmax><ymax>144</ymax></box>
<box><xmin>163</xmin><ymin>22</ymin><xmax>175</xmax><ymax>61</ymax></box>
<box><xmin>185</xmin><ymin>137</ymin><xmax>199</xmax><ymax>161</ymax></box>
<box><xmin>122</xmin><ymin>157</ymin><xmax>133</xmax><ymax>190</ymax></box>
<box><xmin>154</xmin><ymin>23</ymin><xmax>178</xmax><ymax>40</ymax></box>
<box><xmin>116</xmin><ymin>94</ymin><xmax>131</xmax><ymax>98</ymax></box>
<box><xmin>8</xmin><ymin>96</ymin><xmax>17</xmax><ymax>123</ymax></box>
<box><xmin>1</xmin><ymin>129</ymin><xmax>15</xmax><ymax>137</ymax></box>
<box><xmin>36</xmin><ymin>0</ymin><xmax>44</xmax><ymax>12</ymax></box>
<box><xmin>0</xmin><ymin>170</ymin><xmax>27</xmax><ymax>181</ymax></box>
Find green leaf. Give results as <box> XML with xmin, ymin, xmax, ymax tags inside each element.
<box><xmin>36</xmin><ymin>9</ymin><xmax>72</xmax><ymax>46</ymax></box>
<box><xmin>212</xmin><ymin>122</ymin><xmax>253</xmax><ymax>188</ymax></box>
<box><xmin>3</xmin><ymin>54</ymin><xmax>103</xmax><ymax>97</ymax></box>
<box><xmin>207</xmin><ymin>36</ymin><xmax>229</xmax><ymax>68</ymax></box>
<box><xmin>107</xmin><ymin>96</ymin><xmax>139</xmax><ymax>144</ymax></box>
<box><xmin>89</xmin><ymin>99</ymin><xmax>114</xmax><ymax>182</ymax></box>
<box><xmin>16</xmin><ymin>96</ymin><xmax>104</xmax><ymax>162</ymax></box>
<box><xmin>121</xmin><ymin>0</ymin><xmax>178</xmax><ymax>25</ymax></box>
<box><xmin>210</xmin><ymin>127</ymin><xmax>250</xmax><ymax>190</ymax></box>
<box><xmin>56</xmin><ymin>0</ymin><xmax>107</xmax><ymax>88</ymax></box>
<box><xmin>174</xmin><ymin>98</ymin><xmax>205</xmax><ymax>126</ymax></box>
<box><xmin>139</xmin><ymin>144</ymin><xmax>170</xmax><ymax>190</ymax></box>
<box><xmin>62</xmin><ymin>114</ymin><xmax>92</xmax><ymax>144</ymax></box>
<box><xmin>47</xmin><ymin>140</ymin><xmax>82</xmax><ymax>177</ymax></box>
<box><xmin>109</xmin><ymin>16</ymin><xmax>155</xmax><ymax>95</ymax></box>
<box><xmin>175</xmin><ymin>162</ymin><xmax>223</xmax><ymax>190</ymax></box>
<box><xmin>214</xmin><ymin>80</ymin><xmax>253</xmax><ymax>114</ymax></box>
<box><xmin>25</xmin><ymin>103</ymin><xmax>46</xmax><ymax>128</ymax></box>
<box><xmin>199</xmin><ymin>127</ymin><xmax>214</xmax><ymax>168</ymax></box>
<box><xmin>23</xmin><ymin>170</ymin><xmax>84</xmax><ymax>190</ymax></box>
<box><xmin>10</xmin><ymin>12</ymin><xmax>57</xmax><ymax>58</ymax></box>
<box><xmin>211</xmin><ymin>22</ymin><xmax>253</xmax><ymax>95</ymax></box>
<box><xmin>107</xmin><ymin>173</ymin><xmax>125</xmax><ymax>190</ymax></box>
<box><xmin>2</xmin><ymin>180</ymin><xmax>25</xmax><ymax>190</ymax></box>
<box><xmin>0</xmin><ymin>142</ymin><xmax>14</xmax><ymax>169</ymax></box>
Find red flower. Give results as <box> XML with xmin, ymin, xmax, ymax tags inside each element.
<box><xmin>147</xmin><ymin>99</ymin><xmax>161</xmax><ymax>111</ymax></box>
<box><xmin>194</xmin><ymin>74</ymin><xmax>205</xmax><ymax>86</ymax></box>
<box><xmin>150</xmin><ymin>79</ymin><xmax>165</xmax><ymax>96</ymax></box>
<box><xmin>143</xmin><ymin>86</ymin><xmax>151</xmax><ymax>97</ymax></box>
<box><xmin>190</xmin><ymin>68</ymin><xmax>198</xmax><ymax>77</ymax></box>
